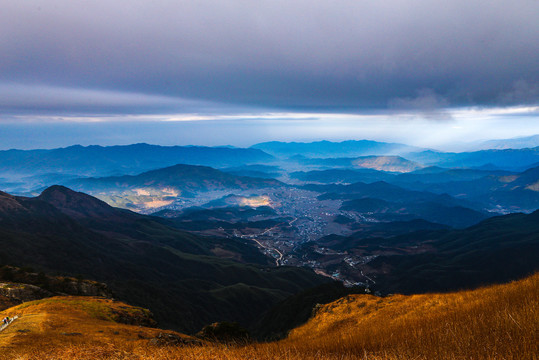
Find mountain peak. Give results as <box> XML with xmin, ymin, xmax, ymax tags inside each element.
<box><xmin>38</xmin><ymin>185</ymin><xmax>118</xmax><ymax>219</ymax></box>
<box><xmin>0</xmin><ymin>190</ymin><xmax>24</xmax><ymax>213</ymax></box>
<box><xmin>0</xmin><ymin>190</ymin><xmax>15</xmax><ymax>199</ymax></box>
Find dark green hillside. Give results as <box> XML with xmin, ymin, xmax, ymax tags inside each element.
<box><xmin>166</xmin><ymin>206</ymin><xmax>277</xmax><ymax>221</ymax></box>
<box><xmin>393</xmin><ymin>167</ymin><xmax>515</xmax><ymax>184</ymax></box>
<box><xmin>155</xmin><ymin>205</ymin><xmax>284</xmax><ymax>232</ymax></box>
<box><xmin>253</xmin><ymin>281</ymin><xmax>367</xmax><ymax>340</ymax></box>
<box><xmin>290</xmin><ymin>168</ymin><xmax>395</xmax><ymax>183</ymax></box>
<box><xmin>0</xmin><ymin>187</ymin><xmax>326</xmax><ymax>333</ymax></box>
<box><xmin>341</xmin><ymin>198</ymin><xmax>487</xmax><ymax>228</ymax></box>
<box><xmin>221</xmin><ymin>164</ymin><xmax>282</xmax><ymax>179</ymax></box>
<box><xmin>307</xmin><ymin>181</ymin><xmax>452</xmax><ymax>203</ymax></box>
<box><xmin>369</xmin><ymin>210</ymin><xmax>539</xmax><ymax>294</ymax></box>
<box><xmin>315</xmin><ymin>219</ymin><xmax>449</xmax><ymax>251</ymax></box>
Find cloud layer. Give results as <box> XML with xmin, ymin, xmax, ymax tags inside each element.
<box><xmin>1</xmin><ymin>0</ymin><xmax>538</xmax><ymax>114</ymax></box>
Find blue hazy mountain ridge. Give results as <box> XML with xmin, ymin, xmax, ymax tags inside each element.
<box><xmin>251</xmin><ymin>140</ymin><xmax>424</xmax><ymax>158</ymax></box>
<box><xmin>291</xmin><ymin>168</ymin><xmax>396</xmax><ymax>184</ymax></box>
<box><xmin>66</xmin><ymin>163</ymin><xmax>284</xmax><ymax>193</ymax></box>
<box><xmin>287</xmin><ymin>155</ymin><xmax>424</xmax><ymax>173</ymax></box>
<box><xmin>220</xmin><ymin>164</ymin><xmax>283</xmax><ymax>179</ymax></box>
<box><xmin>391</xmin><ymin>165</ymin><xmax>539</xmax><ymax>212</ymax></box>
<box><xmin>0</xmin><ymin>143</ymin><xmax>274</xmax><ymax>177</ymax></box>
<box><xmin>304</xmin><ymin>181</ymin><xmax>488</xmax><ymax>228</ymax></box>
<box><xmin>253</xmin><ymin>140</ymin><xmax>539</xmax><ymax>172</ymax></box>
<box><xmin>291</xmin><ymin>167</ymin><xmax>516</xmax><ymax>184</ymax></box>
<box><xmin>477</xmin><ymin>135</ymin><xmax>539</xmax><ymax>150</ymax></box>
<box><xmin>405</xmin><ymin>147</ymin><xmax>539</xmax><ymax>171</ymax></box>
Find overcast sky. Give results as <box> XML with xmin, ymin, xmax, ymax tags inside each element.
<box><xmin>1</xmin><ymin>0</ymin><xmax>538</xmax><ymax>149</ymax></box>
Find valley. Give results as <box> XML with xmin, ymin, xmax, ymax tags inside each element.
<box><xmin>1</xmin><ymin>141</ymin><xmax>537</xmax><ymax>293</ymax></box>
<box><xmin>0</xmin><ymin>140</ymin><xmax>537</xmax><ymax>358</ymax></box>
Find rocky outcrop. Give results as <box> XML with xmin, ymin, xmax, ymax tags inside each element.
<box><xmin>0</xmin><ymin>283</ymin><xmax>53</xmax><ymax>302</ymax></box>
<box><xmin>149</xmin><ymin>332</ymin><xmax>202</xmax><ymax>346</ymax></box>
<box><xmin>0</xmin><ymin>266</ymin><xmax>113</xmax><ymax>298</ymax></box>
<box><xmin>111</xmin><ymin>305</ymin><xmax>157</xmax><ymax>327</ymax></box>
<box><xmin>196</xmin><ymin>321</ymin><xmax>250</xmax><ymax>343</ymax></box>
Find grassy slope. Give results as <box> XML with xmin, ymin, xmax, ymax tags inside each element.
<box><xmin>0</xmin><ymin>297</ymin><xmax>193</xmax><ymax>356</ymax></box>
<box><xmin>284</xmin><ymin>272</ymin><xmax>538</xmax><ymax>359</ymax></box>
<box><xmin>2</xmin><ymin>273</ymin><xmax>537</xmax><ymax>359</ymax></box>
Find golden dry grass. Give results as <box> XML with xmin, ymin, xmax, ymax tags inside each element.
<box><xmin>1</xmin><ymin>274</ymin><xmax>538</xmax><ymax>360</ymax></box>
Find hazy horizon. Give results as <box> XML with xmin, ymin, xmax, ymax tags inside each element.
<box><xmin>1</xmin><ymin>114</ymin><xmax>538</xmax><ymax>152</ymax></box>
<box><xmin>1</xmin><ymin>1</ymin><xmax>537</xmax><ymax>151</ymax></box>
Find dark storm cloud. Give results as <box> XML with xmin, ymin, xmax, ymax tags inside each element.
<box><xmin>1</xmin><ymin>0</ymin><xmax>538</xmax><ymax>115</ymax></box>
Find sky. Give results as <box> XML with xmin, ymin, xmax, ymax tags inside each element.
<box><xmin>1</xmin><ymin>0</ymin><xmax>538</xmax><ymax>150</ymax></box>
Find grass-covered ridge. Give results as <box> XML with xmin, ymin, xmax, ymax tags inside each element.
<box><xmin>12</xmin><ymin>297</ymin><xmax>153</xmax><ymax>325</ymax></box>
<box><xmin>1</xmin><ymin>273</ymin><xmax>536</xmax><ymax>359</ymax></box>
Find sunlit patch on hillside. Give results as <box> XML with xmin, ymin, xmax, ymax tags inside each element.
<box><xmin>239</xmin><ymin>195</ymin><xmax>271</xmax><ymax>208</ymax></box>
<box><xmin>133</xmin><ymin>187</ymin><xmax>179</xmax><ymax>197</ymax></box>
<box><xmin>0</xmin><ymin>296</ymin><xmax>198</xmax><ymax>356</ymax></box>
<box><xmin>93</xmin><ymin>187</ymin><xmax>181</xmax><ymax>212</ymax></box>
<box><xmin>351</xmin><ymin>156</ymin><xmax>424</xmax><ymax>173</ymax></box>
<box><xmin>500</xmin><ymin>175</ymin><xmax>519</xmax><ymax>183</ymax></box>
<box><xmin>526</xmin><ymin>180</ymin><xmax>539</xmax><ymax>191</ymax></box>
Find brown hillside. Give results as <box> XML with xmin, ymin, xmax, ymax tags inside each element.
<box><xmin>1</xmin><ymin>274</ymin><xmax>537</xmax><ymax>359</ymax></box>
<box><xmin>284</xmin><ymin>272</ymin><xmax>538</xmax><ymax>359</ymax></box>
<box><xmin>0</xmin><ymin>296</ymin><xmax>197</xmax><ymax>358</ymax></box>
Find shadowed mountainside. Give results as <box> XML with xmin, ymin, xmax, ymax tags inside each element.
<box><xmin>67</xmin><ymin>163</ymin><xmax>283</xmax><ymax>193</ymax></box>
<box><xmin>316</xmin><ymin>210</ymin><xmax>539</xmax><ymax>294</ymax></box>
<box><xmin>0</xmin><ymin>186</ymin><xmax>327</xmax><ymax>333</ymax></box>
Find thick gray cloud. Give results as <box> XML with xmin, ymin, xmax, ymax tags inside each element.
<box><xmin>1</xmin><ymin>0</ymin><xmax>538</xmax><ymax>114</ymax></box>
<box><xmin>0</xmin><ymin>83</ymin><xmax>245</xmax><ymax>115</ymax></box>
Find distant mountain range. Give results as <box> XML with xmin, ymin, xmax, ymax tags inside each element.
<box><xmin>251</xmin><ymin>140</ymin><xmax>423</xmax><ymax>158</ymax></box>
<box><xmin>406</xmin><ymin>147</ymin><xmax>539</xmax><ymax>171</ymax></box>
<box><xmin>68</xmin><ymin>163</ymin><xmax>283</xmax><ymax>193</ymax></box>
<box><xmin>252</xmin><ymin>140</ymin><xmax>539</xmax><ymax>171</ymax></box>
<box><xmin>291</xmin><ymin>167</ymin><xmax>514</xmax><ymax>184</ymax></box>
<box><xmin>291</xmin><ymin>168</ymin><xmax>396</xmax><ymax>184</ymax></box>
<box><xmin>0</xmin><ymin>143</ymin><xmax>274</xmax><ymax>178</ymax></box>
<box><xmin>290</xmin><ymin>155</ymin><xmax>424</xmax><ymax>172</ymax></box>
<box><xmin>395</xmin><ymin>165</ymin><xmax>539</xmax><ymax>212</ymax></box>
<box><xmin>220</xmin><ymin>164</ymin><xmax>283</xmax><ymax>179</ymax></box>
<box><xmin>2</xmin><ymin>141</ymin><xmax>538</xmax><ymax>196</ymax></box>
<box><xmin>477</xmin><ymin>134</ymin><xmax>539</xmax><ymax>150</ymax></box>
<box><xmin>0</xmin><ymin>186</ymin><xmax>326</xmax><ymax>333</ymax></box>
<box><xmin>65</xmin><ymin>164</ymin><xmax>283</xmax><ymax>211</ymax></box>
